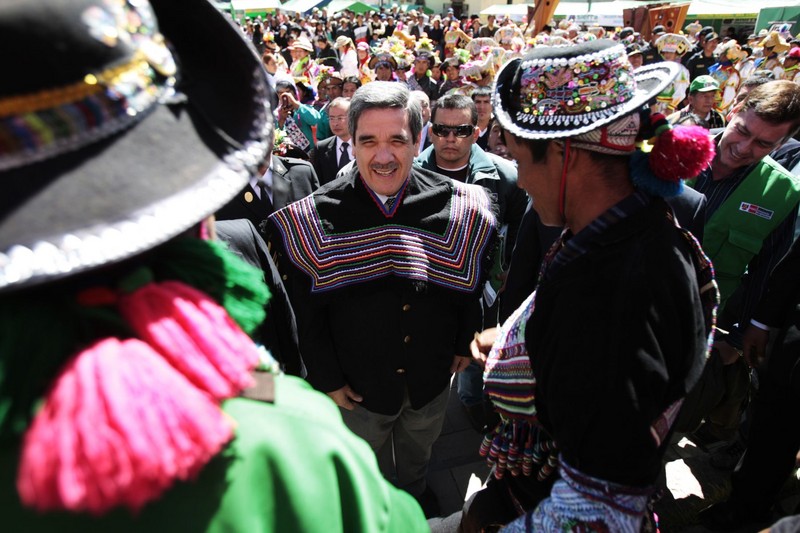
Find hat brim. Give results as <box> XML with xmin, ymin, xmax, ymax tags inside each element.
<box><xmin>492</xmin><ymin>53</ymin><xmax>679</xmax><ymax>141</ymax></box>
<box><xmin>0</xmin><ymin>0</ymin><xmax>272</xmax><ymax>293</ymax></box>
<box><xmin>369</xmin><ymin>55</ymin><xmax>397</xmax><ymax>69</ymax></box>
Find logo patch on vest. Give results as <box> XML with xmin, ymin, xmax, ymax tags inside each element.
<box><xmin>739</xmin><ymin>202</ymin><xmax>774</xmax><ymax>220</ymax></box>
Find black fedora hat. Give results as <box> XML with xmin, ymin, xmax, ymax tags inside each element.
<box><xmin>368</xmin><ymin>52</ymin><xmax>398</xmax><ymax>70</ymax></box>
<box><xmin>0</xmin><ymin>0</ymin><xmax>272</xmax><ymax>293</ymax></box>
<box><xmin>493</xmin><ymin>40</ymin><xmax>678</xmax><ymax>141</ymax></box>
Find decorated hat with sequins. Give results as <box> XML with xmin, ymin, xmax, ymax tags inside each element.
<box><xmin>655</xmin><ymin>33</ymin><xmax>691</xmax><ymax>56</ymax></box>
<box><xmin>0</xmin><ymin>0</ymin><xmax>273</xmax><ymax>292</ymax></box>
<box><xmin>493</xmin><ymin>40</ymin><xmax>679</xmax><ymax>141</ymax></box>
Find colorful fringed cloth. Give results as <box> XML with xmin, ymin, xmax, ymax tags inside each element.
<box><xmin>271</xmin><ymin>179</ymin><xmax>496</xmax><ymax>294</ymax></box>
<box><xmin>480</xmin><ymin>290</ymin><xmax>558</xmax><ymax>481</ymax></box>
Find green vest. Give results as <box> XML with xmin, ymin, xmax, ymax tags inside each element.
<box><xmin>2</xmin><ymin>376</ymin><xmax>428</xmax><ymax>532</ymax></box>
<box><xmin>695</xmin><ymin>156</ymin><xmax>800</xmax><ymax>309</ymax></box>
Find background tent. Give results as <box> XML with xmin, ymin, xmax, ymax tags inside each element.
<box><xmin>326</xmin><ymin>0</ymin><xmax>380</xmax><ymax>14</ymax></box>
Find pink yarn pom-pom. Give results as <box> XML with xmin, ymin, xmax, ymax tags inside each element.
<box><xmin>120</xmin><ymin>281</ymin><xmax>259</xmax><ymax>401</ymax></box>
<box><xmin>17</xmin><ymin>338</ymin><xmax>234</xmax><ymax>514</ymax></box>
<box><xmin>649</xmin><ymin>123</ymin><xmax>716</xmax><ymax>182</ymax></box>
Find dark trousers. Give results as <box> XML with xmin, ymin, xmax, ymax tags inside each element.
<box><xmin>730</xmin><ymin>319</ymin><xmax>800</xmax><ymax>516</ymax></box>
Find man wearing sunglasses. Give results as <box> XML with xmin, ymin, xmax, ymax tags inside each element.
<box><xmin>415</xmin><ymin>94</ymin><xmax>528</xmax><ymax>432</ymax></box>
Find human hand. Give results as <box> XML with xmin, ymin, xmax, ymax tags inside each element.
<box><xmin>327</xmin><ymin>384</ymin><xmax>363</xmax><ymax>410</ymax></box>
<box><xmin>742</xmin><ymin>325</ymin><xmax>770</xmax><ymax>368</ymax></box>
<box><xmin>470</xmin><ymin>328</ymin><xmax>499</xmax><ymax>368</ymax></box>
<box><xmin>495</xmin><ymin>269</ymin><xmax>508</xmax><ymax>295</ymax></box>
<box><xmin>280</xmin><ymin>91</ymin><xmax>299</xmax><ymax>110</ymax></box>
<box><xmin>277</xmin><ymin>104</ymin><xmax>289</xmax><ymax>125</ymax></box>
<box><xmin>450</xmin><ymin>355</ymin><xmax>471</xmax><ymax>373</ymax></box>
<box><xmin>714</xmin><ymin>338</ymin><xmax>742</xmax><ymax>366</ymax></box>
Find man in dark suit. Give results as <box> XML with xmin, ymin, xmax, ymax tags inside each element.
<box><xmin>215</xmin><ymin>154</ymin><xmax>319</xmax><ymax>233</ymax></box>
<box><xmin>214</xmin><ymin>219</ymin><xmax>304</xmax><ymax>377</ymax></box>
<box><xmin>270</xmin><ymin>83</ymin><xmax>497</xmax><ymax>517</ymax></box>
<box><xmin>309</xmin><ymin>97</ymin><xmax>352</xmax><ymax>186</ymax></box>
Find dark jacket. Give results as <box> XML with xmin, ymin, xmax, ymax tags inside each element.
<box><xmin>406</xmin><ymin>74</ymin><xmax>440</xmax><ymax>103</ymax></box>
<box><xmin>500</xmin><ymin>188</ymin><xmax>706</xmax><ymax>322</ymax></box>
<box><xmin>315</xmin><ymin>45</ymin><xmax>339</xmax><ymax>69</ymax></box>
<box><xmin>309</xmin><ymin>135</ymin><xmax>346</xmax><ymax>186</ymax></box>
<box><xmin>215</xmin><ymin>155</ymin><xmax>319</xmax><ymax>235</ymax></box>
<box><xmin>685</xmin><ymin>51</ymin><xmax>716</xmax><ymax>80</ymax></box>
<box><xmin>214</xmin><ymin>219</ymin><xmax>304</xmax><ymax>377</ymax></box>
<box><xmin>528</xmin><ymin>198</ymin><xmax>710</xmax><ymax>487</ymax></box>
<box><xmin>416</xmin><ymin>143</ymin><xmax>528</xmax><ymax>266</ymax></box>
<box><xmin>269</xmin><ymin>165</ymin><xmax>498</xmax><ymax>415</ymax></box>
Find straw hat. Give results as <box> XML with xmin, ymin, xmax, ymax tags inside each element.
<box><xmin>759</xmin><ymin>30</ymin><xmax>790</xmax><ymax>53</ymax></box>
<box><xmin>334</xmin><ymin>35</ymin><xmax>354</xmax><ymax>49</ymax></box>
<box><xmin>655</xmin><ymin>33</ymin><xmax>691</xmax><ymax>56</ymax></box>
<box><xmin>288</xmin><ymin>36</ymin><xmax>313</xmax><ymax>52</ymax></box>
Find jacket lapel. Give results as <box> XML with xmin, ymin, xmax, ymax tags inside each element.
<box><xmin>237</xmin><ymin>183</ymin><xmax>266</xmax><ymax>219</ymax></box>
<box><xmin>271</xmin><ymin>155</ymin><xmax>290</xmax><ymax>211</ymax></box>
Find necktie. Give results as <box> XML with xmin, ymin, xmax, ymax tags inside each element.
<box><xmin>256</xmin><ymin>180</ymin><xmax>274</xmax><ymax>214</ymax></box>
<box><xmin>385</xmin><ymin>195</ymin><xmax>396</xmax><ymax>210</ymax></box>
<box><xmin>338</xmin><ymin>142</ymin><xmax>350</xmax><ymax>169</ymax></box>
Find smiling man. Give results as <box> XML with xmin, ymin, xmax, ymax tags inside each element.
<box><xmin>269</xmin><ymin>82</ymin><xmax>497</xmax><ymax>517</ymax></box>
<box><xmin>683</xmin><ymin>80</ymin><xmax>800</xmax><ymax>454</ymax></box>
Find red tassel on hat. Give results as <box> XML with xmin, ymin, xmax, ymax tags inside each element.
<box><xmin>17</xmin><ymin>338</ymin><xmax>234</xmax><ymax>514</ymax></box>
<box><xmin>119</xmin><ymin>281</ymin><xmax>259</xmax><ymax>401</ymax></box>
<box><xmin>648</xmin><ymin>113</ymin><xmax>716</xmax><ymax>182</ymax></box>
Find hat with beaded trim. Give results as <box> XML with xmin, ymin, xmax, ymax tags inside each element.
<box><xmin>655</xmin><ymin>33</ymin><xmax>691</xmax><ymax>56</ymax></box>
<box><xmin>0</xmin><ymin>0</ymin><xmax>273</xmax><ymax>293</ymax></box>
<box><xmin>493</xmin><ymin>40</ymin><xmax>678</xmax><ymax>145</ymax></box>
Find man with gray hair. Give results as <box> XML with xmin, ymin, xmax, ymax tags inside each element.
<box><xmin>269</xmin><ymin>82</ymin><xmax>498</xmax><ymax>517</ymax></box>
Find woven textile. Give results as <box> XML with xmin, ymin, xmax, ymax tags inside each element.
<box><xmin>271</xmin><ymin>180</ymin><xmax>495</xmax><ymax>293</ymax></box>
<box><xmin>503</xmin><ymin>458</ymin><xmax>652</xmax><ymax>532</ymax></box>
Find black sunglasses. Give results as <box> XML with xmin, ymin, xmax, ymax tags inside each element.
<box><xmin>432</xmin><ymin>124</ymin><xmax>474</xmax><ymax>138</ymax></box>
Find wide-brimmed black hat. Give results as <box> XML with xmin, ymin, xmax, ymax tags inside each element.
<box><xmin>368</xmin><ymin>52</ymin><xmax>398</xmax><ymax>70</ymax></box>
<box><xmin>0</xmin><ymin>0</ymin><xmax>272</xmax><ymax>293</ymax></box>
<box><xmin>493</xmin><ymin>40</ymin><xmax>678</xmax><ymax>141</ymax></box>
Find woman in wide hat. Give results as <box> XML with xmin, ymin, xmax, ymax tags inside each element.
<box><xmin>0</xmin><ymin>0</ymin><xmax>427</xmax><ymax>530</ymax></box>
<box><xmin>368</xmin><ymin>51</ymin><xmax>399</xmax><ymax>81</ymax></box>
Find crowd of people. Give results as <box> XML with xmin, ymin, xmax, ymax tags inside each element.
<box><xmin>242</xmin><ymin>6</ymin><xmax>800</xmax><ymax>162</ymax></box>
<box><xmin>2</xmin><ymin>0</ymin><xmax>800</xmax><ymax>532</ymax></box>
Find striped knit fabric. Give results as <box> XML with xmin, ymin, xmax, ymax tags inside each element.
<box><xmin>271</xmin><ymin>180</ymin><xmax>496</xmax><ymax>293</ymax></box>
<box><xmin>480</xmin><ymin>291</ymin><xmax>558</xmax><ymax>480</ymax></box>
<box><xmin>483</xmin><ymin>291</ymin><xmax>538</xmax><ymax>420</ymax></box>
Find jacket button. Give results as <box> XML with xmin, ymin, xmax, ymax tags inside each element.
<box><xmin>404</xmin><ymin>335</ymin><xmax>411</xmax><ymax>343</ymax></box>
<box><xmin>282</xmin><ymin>274</ymin><xmax>288</xmax><ymax>281</ymax></box>
<box><xmin>396</xmin><ymin>368</ymin><xmax>406</xmax><ymax>374</ymax></box>
<box><xmin>402</xmin><ymin>304</ymin><xmax>411</xmax><ymax>312</ymax></box>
